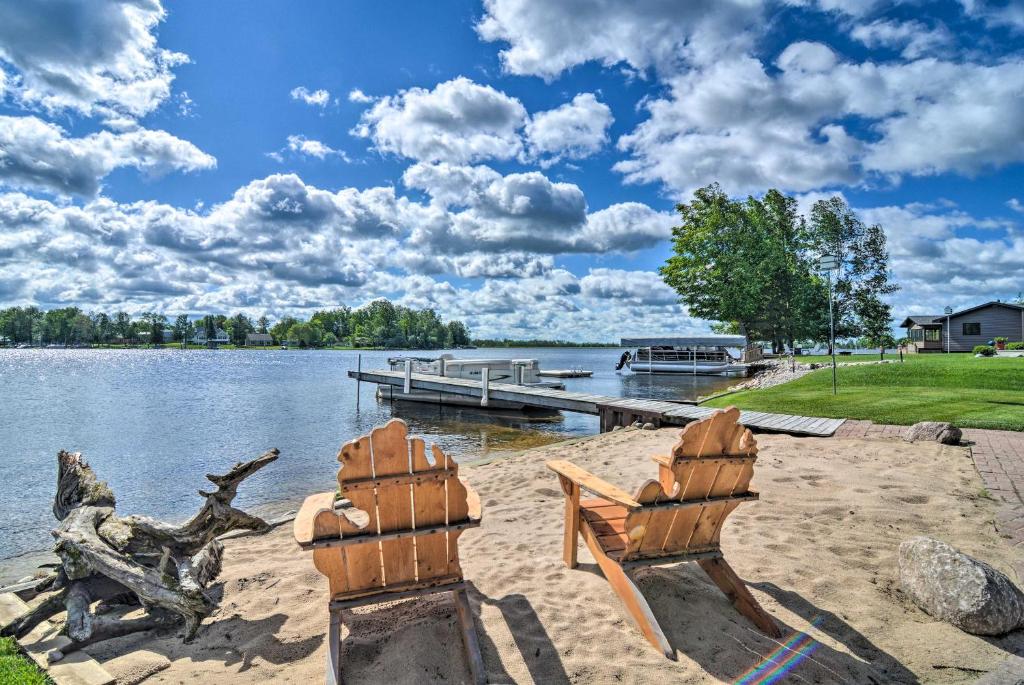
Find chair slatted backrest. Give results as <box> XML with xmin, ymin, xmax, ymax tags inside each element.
<box><xmin>621</xmin><ymin>407</ymin><xmax>758</xmax><ymax>561</ymax></box>
<box><xmin>310</xmin><ymin>419</ymin><xmax>473</xmax><ymax>597</ymax></box>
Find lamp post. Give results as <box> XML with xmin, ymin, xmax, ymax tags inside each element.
<box><xmin>944</xmin><ymin>306</ymin><xmax>952</xmax><ymax>354</ymax></box>
<box><xmin>819</xmin><ymin>253</ymin><xmax>840</xmax><ymax>395</ymax></box>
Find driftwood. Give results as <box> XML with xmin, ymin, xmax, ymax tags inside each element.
<box><xmin>2</xmin><ymin>448</ymin><xmax>278</xmax><ymax>654</ymax></box>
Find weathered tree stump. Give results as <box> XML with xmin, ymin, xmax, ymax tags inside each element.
<box><xmin>2</xmin><ymin>448</ymin><xmax>278</xmax><ymax>655</ymax></box>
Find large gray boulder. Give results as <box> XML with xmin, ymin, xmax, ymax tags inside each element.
<box><xmin>898</xmin><ymin>536</ymin><xmax>1024</xmax><ymax>635</ymax></box>
<box><xmin>903</xmin><ymin>421</ymin><xmax>962</xmax><ymax>445</ymax></box>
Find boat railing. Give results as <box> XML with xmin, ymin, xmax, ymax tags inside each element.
<box><xmin>636</xmin><ymin>348</ymin><xmax>730</xmax><ymax>363</ymax></box>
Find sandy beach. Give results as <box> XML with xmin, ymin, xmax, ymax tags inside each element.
<box><xmin>82</xmin><ymin>427</ymin><xmax>1021</xmax><ymax>684</ymax></box>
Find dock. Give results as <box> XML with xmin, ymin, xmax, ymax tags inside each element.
<box><xmin>537</xmin><ymin>369</ymin><xmax>593</xmax><ymax>378</ymax></box>
<box><xmin>349</xmin><ymin>368</ymin><xmax>845</xmax><ymax>437</ymax></box>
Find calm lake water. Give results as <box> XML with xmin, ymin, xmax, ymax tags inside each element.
<box><xmin>0</xmin><ymin>347</ymin><xmax>736</xmax><ymax>581</ymax></box>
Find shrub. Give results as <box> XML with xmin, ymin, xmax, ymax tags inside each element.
<box><xmin>973</xmin><ymin>345</ymin><xmax>996</xmax><ymax>356</ymax></box>
<box><xmin>994</xmin><ymin>337</ymin><xmax>1008</xmax><ymax>343</ymax></box>
<box><xmin>1007</xmin><ymin>341</ymin><xmax>1024</xmax><ymax>350</ymax></box>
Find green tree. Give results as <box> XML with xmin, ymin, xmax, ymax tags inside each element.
<box><xmin>227</xmin><ymin>313</ymin><xmax>253</xmax><ymax>346</ymax></box>
<box><xmin>257</xmin><ymin>315</ymin><xmax>270</xmax><ymax>334</ymax></box>
<box><xmin>113</xmin><ymin>312</ymin><xmax>132</xmax><ymax>344</ymax></box>
<box><xmin>809</xmin><ymin>197</ymin><xmax>899</xmax><ymax>352</ymax></box>
<box><xmin>172</xmin><ymin>314</ymin><xmax>191</xmax><ymax>344</ymax></box>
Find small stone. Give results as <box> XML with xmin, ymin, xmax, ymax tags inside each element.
<box><xmin>899</xmin><ymin>536</ymin><xmax>1024</xmax><ymax>635</ymax></box>
<box><xmin>641</xmin><ymin>423</ymin><xmax>656</xmax><ymax>431</ymax></box>
<box><xmin>611</xmin><ymin>425</ymin><xmax>623</xmax><ymax>432</ymax></box>
<box><xmin>903</xmin><ymin>421</ymin><xmax>962</xmax><ymax>445</ymax></box>
<box><xmin>47</xmin><ymin>649</ymin><xmax>64</xmax><ymax>664</ymax></box>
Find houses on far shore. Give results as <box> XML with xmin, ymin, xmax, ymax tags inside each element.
<box><xmin>245</xmin><ymin>333</ymin><xmax>273</xmax><ymax>346</ymax></box>
<box><xmin>900</xmin><ymin>301</ymin><xmax>1024</xmax><ymax>352</ymax></box>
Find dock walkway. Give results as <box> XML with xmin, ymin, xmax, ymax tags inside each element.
<box><xmin>350</xmin><ymin>369</ymin><xmax>845</xmax><ymax>437</ymax></box>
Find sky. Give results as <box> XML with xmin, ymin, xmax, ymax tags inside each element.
<box><xmin>0</xmin><ymin>0</ymin><xmax>1022</xmax><ymax>341</ymax></box>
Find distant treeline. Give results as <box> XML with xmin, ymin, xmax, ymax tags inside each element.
<box><xmin>0</xmin><ymin>299</ymin><xmax>471</xmax><ymax>349</ymax></box>
<box><xmin>473</xmin><ymin>338</ymin><xmax>618</xmax><ymax>348</ymax></box>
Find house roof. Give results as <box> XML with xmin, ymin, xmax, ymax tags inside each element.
<box><xmin>900</xmin><ymin>301</ymin><xmax>1024</xmax><ymax>328</ymax></box>
<box><xmin>246</xmin><ymin>333</ymin><xmax>273</xmax><ymax>340</ymax></box>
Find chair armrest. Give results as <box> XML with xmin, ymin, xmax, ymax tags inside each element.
<box><xmin>294</xmin><ymin>491</ymin><xmax>337</xmax><ymax>546</ymax></box>
<box><xmin>651</xmin><ymin>454</ymin><xmax>671</xmax><ymax>468</ymax></box>
<box><xmin>546</xmin><ymin>460</ymin><xmax>641</xmax><ymax>509</ymax></box>
<box><xmin>462</xmin><ymin>478</ymin><xmax>483</xmax><ymax>521</ymax></box>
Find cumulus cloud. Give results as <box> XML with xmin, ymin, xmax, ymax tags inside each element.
<box><xmin>352</xmin><ymin>77</ymin><xmax>526</xmax><ymax>163</ymax></box>
<box><xmin>348</xmin><ymin>88</ymin><xmax>374</xmax><ymax>103</ymax></box>
<box><xmin>1008</xmin><ymin>198</ymin><xmax>1024</xmax><ymax>213</ymax></box>
<box><xmin>579</xmin><ymin>269</ymin><xmax>679</xmax><ymax>306</ymax></box>
<box><xmin>0</xmin><ymin>0</ymin><xmax>186</xmax><ymax>119</ymax></box>
<box><xmin>0</xmin><ymin>115</ymin><xmax>216</xmax><ymax>196</ymax></box>
<box><xmin>476</xmin><ymin>0</ymin><xmax>763</xmax><ymax>78</ymax></box>
<box><xmin>850</xmin><ymin>19</ymin><xmax>953</xmax><ymax>59</ymax></box>
<box><xmin>274</xmin><ymin>134</ymin><xmax>348</xmax><ymax>161</ymax></box>
<box><xmin>959</xmin><ymin>0</ymin><xmax>1024</xmax><ymax>31</ymax></box>
<box><xmin>290</xmin><ymin>86</ymin><xmax>331</xmax><ymax>108</ymax></box>
<box><xmin>402</xmin><ymin>162</ymin><xmax>671</xmax><ymax>254</ymax></box>
<box><xmin>615</xmin><ymin>46</ymin><xmax>1024</xmax><ymax>196</ymax></box>
<box><xmin>525</xmin><ymin>93</ymin><xmax>613</xmax><ymax>165</ymax></box>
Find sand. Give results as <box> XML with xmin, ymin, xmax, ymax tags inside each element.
<box><xmin>84</xmin><ymin>427</ymin><xmax>1022</xmax><ymax>684</ymax></box>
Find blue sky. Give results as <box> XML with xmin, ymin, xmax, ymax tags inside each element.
<box><xmin>0</xmin><ymin>0</ymin><xmax>1022</xmax><ymax>340</ymax></box>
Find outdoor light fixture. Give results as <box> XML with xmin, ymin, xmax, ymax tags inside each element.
<box><xmin>944</xmin><ymin>305</ymin><xmax>952</xmax><ymax>353</ymax></box>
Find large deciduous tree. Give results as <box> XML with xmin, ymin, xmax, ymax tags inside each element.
<box><xmin>661</xmin><ymin>184</ymin><xmax>896</xmax><ymax>351</ymax></box>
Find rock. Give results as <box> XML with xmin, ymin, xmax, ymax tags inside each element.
<box><xmin>903</xmin><ymin>421</ymin><xmax>962</xmax><ymax>445</ymax></box>
<box><xmin>898</xmin><ymin>536</ymin><xmax>1024</xmax><ymax>635</ymax></box>
<box><xmin>611</xmin><ymin>425</ymin><xmax>623</xmax><ymax>432</ymax></box>
<box><xmin>641</xmin><ymin>423</ymin><xmax>656</xmax><ymax>431</ymax></box>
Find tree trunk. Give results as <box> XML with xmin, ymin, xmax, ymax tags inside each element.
<box><xmin>2</xmin><ymin>448</ymin><xmax>278</xmax><ymax>645</ymax></box>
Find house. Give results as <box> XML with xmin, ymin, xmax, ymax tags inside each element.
<box><xmin>900</xmin><ymin>301</ymin><xmax>1024</xmax><ymax>352</ymax></box>
<box><xmin>245</xmin><ymin>333</ymin><xmax>273</xmax><ymax>346</ymax></box>
<box><xmin>190</xmin><ymin>327</ymin><xmax>230</xmax><ymax>346</ymax></box>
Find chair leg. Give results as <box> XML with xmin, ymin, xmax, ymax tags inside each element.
<box><xmin>561</xmin><ymin>480</ymin><xmax>580</xmax><ymax>569</ymax></box>
<box><xmin>453</xmin><ymin>587</ymin><xmax>487</xmax><ymax>684</ymax></box>
<box><xmin>698</xmin><ymin>557</ymin><xmax>782</xmax><ymax>638</ymax></box>
<box><xmin>582</xmin><ymin>524</ymin><xmax>673</xmax><ymax>658</ymax></box>
<box><xmin>326</xmin><ymin>608</ymin><xmax>343</xmax><ymax>685</ymax></box>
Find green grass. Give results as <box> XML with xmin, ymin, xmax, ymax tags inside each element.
<box><xmin>705</xmin><ymin>354</ymin><xmax>1024</xmax><ymax>430</ymax></box>
<box><xmin>0</xmin><ymin>637</ymin><xmax>49</xmax><ymax>685</ymax></box>
<box><xmin>793</xmin><ymin>353</ymin><xmax>902</xmax><ymax>364</ymax></box>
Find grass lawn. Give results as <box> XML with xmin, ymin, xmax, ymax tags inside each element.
<box><xmin>793</xmin><ymin>353</ymin><xmax>902</xmax><ymax>364</ymax></box>
<box><xmin>0</xmin><ymin>637</ymin><xmax>49</xmax><ymax>685</ymax></box>
<box><xmin>705</xmin><ymin>354</ymin><xmax>1024</xmax><ymax>430</ymax></box>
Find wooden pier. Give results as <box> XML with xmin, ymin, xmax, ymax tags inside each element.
<box><xmin>349</xmin><ymin>369</ymin><xmax>846</xmax><ymax>437</ymax></box>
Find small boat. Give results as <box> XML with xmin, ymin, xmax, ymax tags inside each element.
<box><xmin>378</xmin><ymin>354</ymin><xmax>564</xmax><ymax>409</ymax></box>
<box><xmin>617</xmin><ymin>336</ymin><xmax>750</xmax><ymax>375</ymax></box>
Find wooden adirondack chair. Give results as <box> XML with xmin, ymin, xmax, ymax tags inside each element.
<box><xmin>294</xmin><ymin>419</ymin><xmax>485</xmax><ymax>684</ymax></box>
<box><xmin>547</xmin><ymin>406</ymin><xmax>782</xmax><ymax>657</ymax></box>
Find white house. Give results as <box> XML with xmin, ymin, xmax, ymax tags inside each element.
<box><xmin>190</xmin><ymin>327</ymin><xmax>230</xmax><ymax>345</ymax></box>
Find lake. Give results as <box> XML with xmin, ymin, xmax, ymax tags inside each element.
<box><xmin>0</xmin><ymin>347</ymin><xmax>737</xmax><ymax>582</ymax></box>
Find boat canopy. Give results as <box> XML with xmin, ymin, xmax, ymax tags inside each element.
<box><xmin>621</xmin><ymin>335</ymin><xmax>747</xmax><ymax>348</ymax></box>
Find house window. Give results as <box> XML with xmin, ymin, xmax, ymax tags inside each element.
<box><xmin>910</xmin><ymin>328</ymin><xmax>923</xmax><ymax>342</ymax></box>
<box><xmin>924</xmin><ymin>328</ymin><xmax>941</xmax><ymax>342</ymax></box>
<box><xmin>962</xmin><ymin>322</ymin><xmax>981</xmax><ymax>336</ymax></box>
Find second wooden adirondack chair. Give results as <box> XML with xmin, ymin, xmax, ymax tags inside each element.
<box><xmin>294</xmin><ymin>419</ymin><xmax>485</xmax><ymax>684</ymax></box>
<box><xmin>547</xmin><ymin>406</ymin><xmax>782</xmax><ymax>657</ymax></box>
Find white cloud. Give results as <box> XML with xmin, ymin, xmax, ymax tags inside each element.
<box><xmin>352</xmin><ymin>77</ymin><xmax>526</xmax><ymax>163</ymax></box>
<box><xmin>0</xmin><ymin>115</ymin><xmax>216</xmax><ymax>197</ymax></box>
<box><xmin>959</xmin><ymin>0</ymin><xmax>1024</xmax><ymax>31</ymax></box>
<box><xmin>1008</xmin><ymin>198</ymin><xmax>1024</xmax><ymax>213</ymax></box>
<box><xmin>0</xmin><ymin>0</ymin><xmax>187</xmax><ymax>119</ymax></box>
<box><xmin>850</xmin><ymin>19</ymin><xmax>953</xmax><ymax>59</ymax></box>
<box><xmin>348</xmin><ymin>88</ymin><xmax>374</xmax><ymax>103</ymax></box>
<box><xmin>579</xmin><ymin>269</ymin><xmax>678</xmax><ymax>306</ymax></box>
<box><xmin>525</xmin><ymin>93</ymin><xmax>613</xmax><ymax>165</ymax></box>
<box><xmin>615</xmin><ymin>47</ymin><xmax>1024</xmax><ymax>197</ymax></box>
<box><xmin>282</xmin><ymin>134</ymin><xmax>348</xmax><ymax>160</ymax></box>
<box><xmin>476</xmin><ymin>0</ymin><xmax>764</xmax><ymax>79</ymax></box>
<box><xmin>290</xmin><ymin>86</ymin><xmax>331</xmax><ymax>108</ymax></box>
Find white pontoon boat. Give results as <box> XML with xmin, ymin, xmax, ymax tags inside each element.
<box><xmin>377</xmin><ymin>354</ymin><xmax>565</xmax><ymax>409</ymax></box>
<box><xmin>616</xmin><ymin>336</ymin><xmax>750</xmax><ymax>375</ymax></box>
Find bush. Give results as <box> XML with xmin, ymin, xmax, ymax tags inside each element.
<box><xmin>0</xmin><ymin>637</ymin><xmax>49</xmax><ymax>685</ymax></box>
<box><xmin>973</xmin><ymin>345</ymin><xmax>996</xmax><ymax>357</ymax></box>
<box><xmin>1008</xmin><ymin>341</ymin><xmax>1024</xmax><ymax>350</ymax></box>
